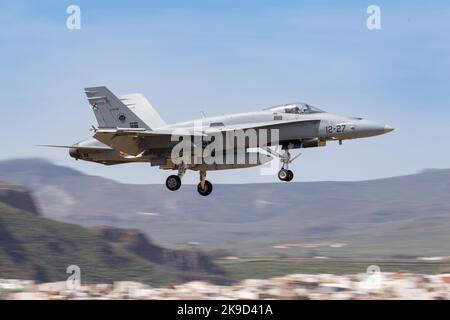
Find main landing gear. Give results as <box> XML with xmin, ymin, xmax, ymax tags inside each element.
<box><xmin>197</xmin><ymin>170</ymin><xmax>213</xmax><ymax>196</ymax></box>
<box><xmin>165</xmin><ymin>163</ymin><xmax>186</xmax><ymax>191</ymax></box>
<box><xmin>165</xmin><ymin>165</ymin><xmax>213</xmax><ymax>196</ymax></box>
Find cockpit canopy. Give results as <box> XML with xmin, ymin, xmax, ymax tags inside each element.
<box><xmin>265</xmin><ymin>103</ymin><xmax>324</xmax><ymax>114</ymax></box>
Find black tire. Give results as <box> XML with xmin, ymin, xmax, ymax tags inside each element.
<box><xmin>197</xmin><ymin>180</ymin><xmax>213</xmax><ymax>196</ymax></box>
<box><xmin>278</xmin><ymin>169</ymin><xmax>288</xmax><ymax>181</ymax></box>
<box><xmin>285</xmin><ymin>170</ymin><xmax>294</xmax><ymax>182</ymax></box>
<box><xmin>166</xmin><ymin>175</ymin><xmax>181</xmax><ymax>191</ymax></box>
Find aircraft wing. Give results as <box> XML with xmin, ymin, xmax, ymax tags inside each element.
<box><xmin>92</xmin><ymin>128</ymin><xmax>205</xmax><ymax>156</ymax></box>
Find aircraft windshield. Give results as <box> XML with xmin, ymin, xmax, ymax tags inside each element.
<box><xmin>266</xmin><ymin>103</ymin><xmax>324</xmax><ymax>114</ymax></box>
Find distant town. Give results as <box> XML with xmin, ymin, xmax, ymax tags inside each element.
<box><xmin>2</xmin><ymin>273</ymin><xmax>450</xmax><ymax>300</ymax></box>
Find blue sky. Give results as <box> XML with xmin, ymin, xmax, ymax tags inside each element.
<box><xmin>1</xmin><ymin>1</ymin><xmax>449</xmax><ymax>184</ymax></box>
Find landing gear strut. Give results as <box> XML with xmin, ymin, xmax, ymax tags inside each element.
<box><xmin>197</xmin><ymin>170</ymin><xmax>213</xmax><ymax>196</ymax></box>
<box><xmin>277</xmin><ymin>148</ymin><xmax>298</xmax><ymax>182</ymax></box>
<box><xmin>165</xmin><ymin>163</ymin><xmax>187</xmax><ymax>191</ymax></box>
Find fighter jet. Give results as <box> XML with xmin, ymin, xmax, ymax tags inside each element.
<box><xmin>44</xmin><ymin>86</ymin><xmax>394</xmax><ymax>196</ymax></box>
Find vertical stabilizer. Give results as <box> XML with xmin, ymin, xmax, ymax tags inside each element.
<box><xmin>120</xmin><ymin>93</ymin><xmax>166</xmax><ymax>129</ymax></box>
<box><xmin>84</xmin><ymin>86</ymin><xmax>150</xmax><ymax>129</ymax></box>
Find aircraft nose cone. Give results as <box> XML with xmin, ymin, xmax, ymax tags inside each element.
<box><xmin>354</xmin><ymin>119</ymin><xmax>394</xmax><ymax>138</ymax></box>
<box><xmin>384</xmin><ymin>124</ymin><xmax>394</xmax><ymax>133</ymax></box>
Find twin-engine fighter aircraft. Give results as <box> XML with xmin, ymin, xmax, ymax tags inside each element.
<box><xmin>44</xmin><ymin>86</ymin><xmax>394</xmax><ymax>196</ymax></box>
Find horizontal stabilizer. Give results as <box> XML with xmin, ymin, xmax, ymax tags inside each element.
<box><xmin>37</xmin><ymin>144</ymin><xmax>112</xmax><ymax>150</ymax></box>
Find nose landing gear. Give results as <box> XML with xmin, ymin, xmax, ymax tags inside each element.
<box><xmin>276</xmin><ymin>148</ymin><xmax>299</xmax><ymax>182</ymax></box>
<box><xmin>261</xmin><ymin>146</ymin><xmax>299</xmax><ymax>183</ymax></box>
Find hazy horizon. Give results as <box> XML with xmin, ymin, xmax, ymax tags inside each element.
<box><xmin>1</xmin><ymin>156</ymin><xmax>448</xmax><ymax>186</ymax></box>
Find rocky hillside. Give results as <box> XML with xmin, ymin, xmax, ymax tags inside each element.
<box><xmin>92</xmin><ymin>226</ymin><xmax>226</xmax><ymax>283</ymax></box>
<box><xmin>0</xmin><ymin>183</ymin><xmax>226</xmax><ymax>285</ymax></box>
<box><xmin>0</xmin><ymin>182</ymin><xmax>39</xmax><ymax>215</ymax></box>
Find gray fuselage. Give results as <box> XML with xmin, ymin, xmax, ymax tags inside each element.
<box><xmin>71</xmin><ymin>103</ymin><xmax>393</xmax><ymax>166</ymax></box>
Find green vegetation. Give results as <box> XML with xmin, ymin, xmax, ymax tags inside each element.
<box><xmin>0</xmin><ymin>202</ymin><xmax>178</xmax><ymax>285</ymax></box>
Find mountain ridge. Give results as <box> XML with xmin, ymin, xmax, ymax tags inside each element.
<box><xmin>1</xmin><ymin>158</ymin><xmax>450</xmax><ymax>257</ymax></box>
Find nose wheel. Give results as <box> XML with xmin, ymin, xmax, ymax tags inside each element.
<box><xmin>278</xmin><ymin>169</ymin><xmax>294</xmax><ymax>182</ymax></box>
